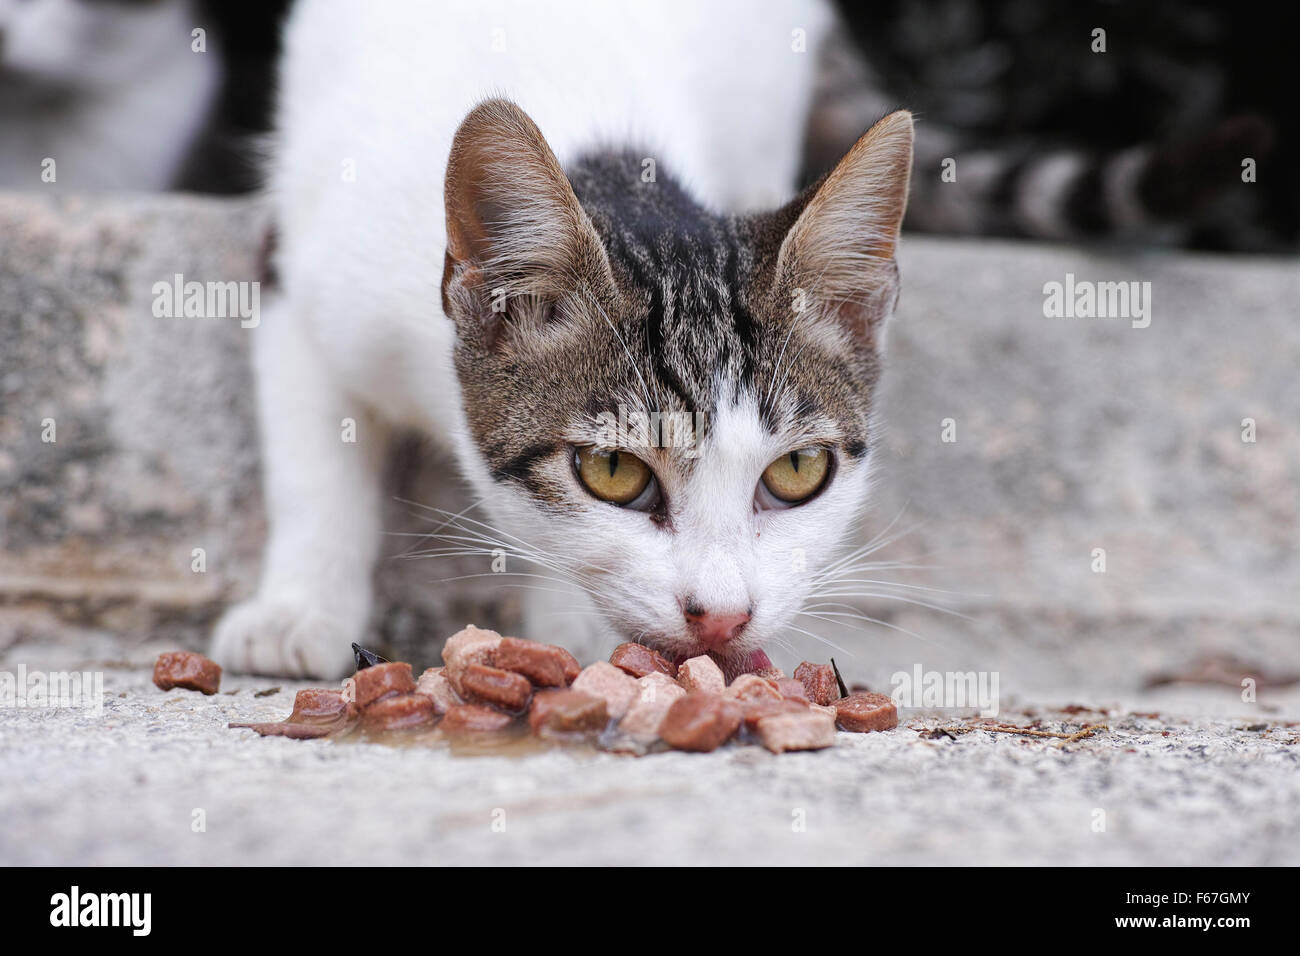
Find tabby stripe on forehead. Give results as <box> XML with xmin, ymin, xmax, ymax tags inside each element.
<box><xmin>620</xmin><ymin>243</ymin><xmax>694</xmax><ymax>412</ymax></box>
<box><xmin>722</xmin><ymin>242</ymin><xmax>758</xmax><ymax>385</ymax></box>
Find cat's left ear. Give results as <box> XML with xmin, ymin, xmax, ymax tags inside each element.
<box><xmin>774</xmin><ymin>110</ymin><xmax>913</xmax><ymax>352</ymax></box>
<box><xmin>441</xmin><ymin>98</ymin><xmax>616</xmax><ymax>344</ymax></box>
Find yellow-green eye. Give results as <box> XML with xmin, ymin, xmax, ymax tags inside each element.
<box><xmin>761</xmin><ymin>447</ymin><xmax>831</xmax><ymax>503</ymax></box>
<box><xmin>574</xmin><ymin>447</ymin><xmax>653</xmax><ymax>505</ymax></box>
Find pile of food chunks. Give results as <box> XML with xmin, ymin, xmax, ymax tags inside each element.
<box><xmin>228</xmin><ymin>626</ymin><xmax>898</xmax><ymax>754</ymax></box>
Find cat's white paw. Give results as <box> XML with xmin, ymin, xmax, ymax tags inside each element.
<box><xmin>211</xmin><ymin>595</ymin><xmax>358</xmax><ymax>679</ymax></box>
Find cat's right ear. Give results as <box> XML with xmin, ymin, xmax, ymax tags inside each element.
<box><xmin>441</xmin><ymin>98</ymin><xmax>616</xmax><ymax>345</ymax></box>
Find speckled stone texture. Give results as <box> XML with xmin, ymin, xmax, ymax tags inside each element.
<box><xmin>0</xmin><ymin>667</ymin><xmax>1296</xmax><ymax>865</ymax></box>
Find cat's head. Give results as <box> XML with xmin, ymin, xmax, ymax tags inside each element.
<box><xmin>0</xmin><ymin>0</ymin><xmax>195</xmax><ymax>93</ymax></box>
<box><xmin>441</xmin><ymin>99</ymin><xmax>912</xmax><ymax>677</ymax></box>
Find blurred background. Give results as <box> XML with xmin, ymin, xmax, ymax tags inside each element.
<box><xmin>0</xmin><ymin>0</ymin><xmax>289</xmax><ymax>193</ymax></box>
<box><xmin>2</xmin><ymin>0</ymin><xmax>1294</xmax><ymax>249</ymax></box>
<box><xmin>1</xmin><ymin>0</ymin><xmax>1296</xmax><ymax>702</ymax></box>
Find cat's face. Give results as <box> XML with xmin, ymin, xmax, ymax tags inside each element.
<box><xmin>0</xmin><ymin>0</ymin><xmax>190</xmax><ymax>92</ymax></box>
<box><xmin>441</xmin><ymin>100</ymin><xmax>912</xmax><ymax>677</ymax></box>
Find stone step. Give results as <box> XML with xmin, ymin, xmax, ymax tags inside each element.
<box><xmin>2</xmin><ymin>193</ymin><xmax>1296</xmax><ymax>694</ymax></box>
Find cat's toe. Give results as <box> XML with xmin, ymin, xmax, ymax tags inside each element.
<box><xmin>211</xmin><ymin>596</ymin><xmax>357</xmax><ymax>679</ymax></box>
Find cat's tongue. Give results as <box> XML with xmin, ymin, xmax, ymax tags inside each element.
<box><xmin>741</xmin><ymin>649</ymin><xmax>773</xmax><ymax>674</ymax></box>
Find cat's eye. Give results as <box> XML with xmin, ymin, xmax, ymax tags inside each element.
<box><xmin>574</xmin><ymin>446</ymin><xmax>656</xmax><ymax>508</ymax></box>
<box><xmin>759</xmin><ymin>447</ymin><xmax>831</xmax><ymax>505</ymax></box>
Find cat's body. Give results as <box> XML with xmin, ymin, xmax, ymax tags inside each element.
<box><xmin>214</xmin><ymin>0</ymin><xmax>912</xmax><ymax>679</ymax></box>
<box><xmin>0</xmin><ymin>0</ymin><xmax>220</xmax><ymax>191</ymax></box>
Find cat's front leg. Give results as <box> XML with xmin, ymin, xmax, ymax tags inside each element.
<box><xmin>212</xmin><ymin>300</ymin><xmax>388</xmax><ymax>678</ymax></box>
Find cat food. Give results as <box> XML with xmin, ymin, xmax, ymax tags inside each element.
<box><xmin>230</xmin><ymin>687</ymin><xmax>356</xmax><ymax>738</ymax></box>
<box><xmin>354</xmin><ymin>661</ymin><xmax>417</xmax><ymax>708</ymax></box>
<box><xmin>833</xmin><ymin>692</ymin><xmax>899</xmax><ymax>732</ymax></box>
<box><xmin>292</xmin><ymin>687</ymin><xmax>354</xmax><ymax>720</ymax></box>
<box><xmin>528</xmin><ymin>689</ymin><xmax>609</xmax><ymax>736</ymax></box>
<box><xmin>415</xmin><ymin>667</ymin><xmax>460</xmax><ymax>714</ymax></box>
<box><xmin>676</xmin><ymin>655</ymin><xmax>726</xmax><ymax>694</ymax></box>
<box><xmin>739</xmin><ymin>696</ymin><xmax>809</xmax><ymax>731</ymax></box>
<box><xmin>226</xmin><ymin>637</ymin><xmax>899</xmax><ymax>754</ymax></box>
<box><xmin>491</xmin><ymin>636</ymin><xmax>580</xmax><ymax>687</ymax></box>
<box><xmin>756</xmin><ymin>708</ymin><xmax>837</xmax><ymax>753</ymax></box>
<box><xmin>152</xmin><ymin>651</ymin><xmax>222</xmax><ymax>695</ymax></box>
<box><xmin>459</xmin><ymin>663</ymin><xmax>533</xmax><ymax>713</ymax></box>
<box><xmin>793</xmin><ymin>662</ymin><xmax>839</xmax><ymax>706</ymax></box>
<box><xmin>609</xmin><ymin>642</ymin><xmax>678</xmax><ymax>680</ymax></box>
<box><xmin>571</xmin><ymin>661</ymin><xmax>640</xmax><ymax>720</ymax></box>
<box><xmin>618</xmin><ymin>672</ymin><xmax>687</xmax><ymax>739</ymax></box>
<box><xmin>659</xmin><ymin>693</ymin><xmax>744</xmax><ymax>752</ymax></box>
<box><xmin>775</xmin><ymin>678</ymin><xmax>809</xmax><ymax>701</ymax></box>
<box><xmin>440</xmin><ymin>702</ymin><xmax>515</xmax><ymax>734</ymax></box>
<box><xmin>230</xmin><ymin>718</ymin><xmax>345</xmax><ymax>740</ymax></box>
<box><xmin>724</xmin><ymin>673</ymin><xmax>783</xmax><ymax>703</ymax></box>
<box><xmin>361</xmin><ymin>693</ymin><xmax>437</xmax><ymax>731</ymax></box>
<box><xmin>441</xmin><ymin>625</ymin><xmax>503</xmax><ymax>692</ymax></box>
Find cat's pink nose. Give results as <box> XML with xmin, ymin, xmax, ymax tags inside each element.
<box><xmin>684</xmin><ymin>606</ymin><xmax>751</xmax><ymax>649</ymax></box>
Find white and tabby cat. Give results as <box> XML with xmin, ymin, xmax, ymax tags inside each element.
<box><xmin>0</xmin><ymin>0</ymin><xmax>220</xmax><ymax>191</ymax></box>
<box><xmin>212</xmin><ymin>0</ymin><xmax>912</xmax><ymax>679</ymax></box>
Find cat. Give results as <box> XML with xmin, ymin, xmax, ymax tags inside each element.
<box><xmin>211</xmin><ymin>0</ymin><xmax>912</xmax><ymax>680</ymax></box>
<box><xmin>0</xmin><ymin>0</ymin><xmax>220</xmax><ymax>191</ymax></box>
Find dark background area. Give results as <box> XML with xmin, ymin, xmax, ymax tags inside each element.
<box><xmin>834</xmin><ymin>0</ymin><xmax>1298</xmax><ymax>250</ymax></box>
<box><xmin>183</xmin><ymin>0</ymin><xmax>1296</xmax><ymax>251</ymax></box>
<box><xmin>176</xmin><ymin>0</ymin><xmax>293</xmax><ymax>194</ymax></box>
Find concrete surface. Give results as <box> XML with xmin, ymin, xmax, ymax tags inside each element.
<box><xmin>1</xmin><ymin>667</ymin><xmax>1297</xmax><ymax>866</ymax></box>
<box><xmin>2</xmin><ymin>192</ymin><xmax>1298</xmax><ymax>865</ymax></box>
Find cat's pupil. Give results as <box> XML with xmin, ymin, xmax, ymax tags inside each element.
<box><xmin>609</xmin><ymin>451</ymin><xmax>620</xmax><ymax>477</ymax></box>
<box><xmin>790</xmin><ymin>451</ymin><xmax>800</xmax><ymax>472</ymax></box>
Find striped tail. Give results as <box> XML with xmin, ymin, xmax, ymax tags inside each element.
<box><xmin>804</xmin><ymin>30</ymin><xmax>1275</xmax><ymax>246</ymax></box>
